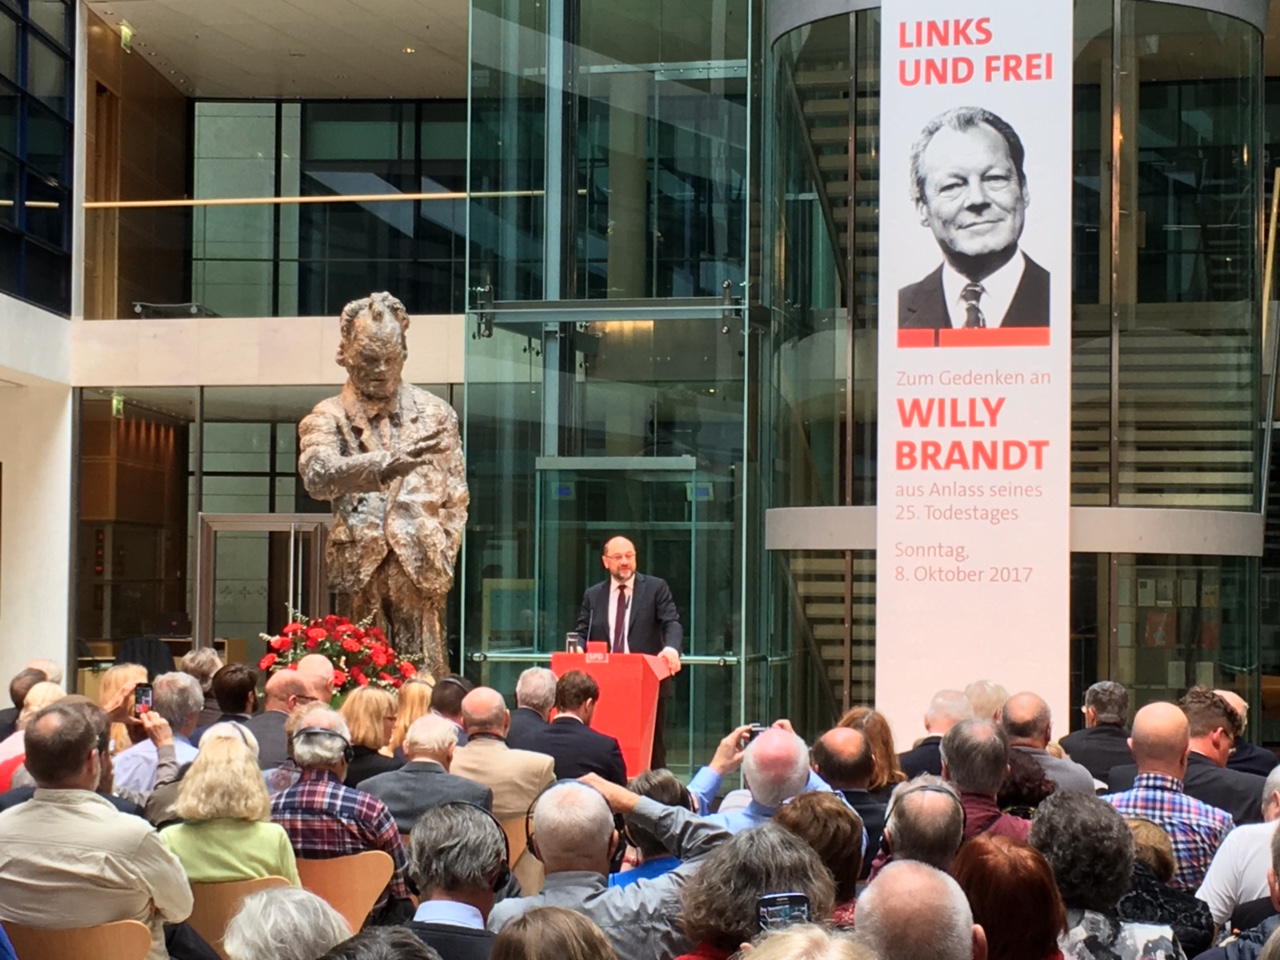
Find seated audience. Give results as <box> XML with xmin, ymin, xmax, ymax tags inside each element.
<box><xmin>486</xmin><ymin>774</ymin><xmax>730</xmax><ymax>960</ymax></box>
<box><xmin>1197</xmin><ymin>767</ymin><xmax>1280</xmax><ymax>929</ymax></box>
<box><xmin>898</xmin><ymin>690</ymin><xmax>974</xmax><ymax>779</ymax></box>
<box><xmin>1001</xmin><ymin>692</ymin><xmax>1095</xmax><ymax>793</ymax></box>
<box><xmin>0</xmin><ymin>667</ymin><xmax>47</xmax><ymax>741</ymax></box>
<box><xmin>1030</xmin><ymin>790</ymin><xmax>1182</xmax><ymax>960</ymax></box>
<box><xmin>1216</xmin><ymin>690</ymin><xmax>1277</xmax><ymax>777</ymax></box>
<box><xmin>339</xmin><ymin>686</ymin><xmax>403</xmax><ymax>787</ymax></box>
<box><xmin>838</xmin><ymin>706</ymin><xmax>907</xmax><ymax>799</ymax></box>
<box><xmin>941</xmin><ymin>718</ymin><xmax>1031</xmax><ymax>841</ymax></box>
<box><xmin>0</xmin><ymin>680</ymin><xmax>65</xmax><ymax>789</ymax></box>
<box><xmin>676</xmin><ymin>823</ymin><xmax>835</xmax><ymax>960</ymax></box>
<box><xmin>245</xmin><ymin>669</ymin><xmax>330</xmax><ymax>771</ymax></box>
<box><xmin>1103</xmin><ymin>701</ymin><xmax>1233</xmax><ymax>890</ymax></box>
<box><xmin>772</xmin><ymin>792</ymin><xmax>862</xmax><ymax>925</ymax></box>
<box><xmin>1193</xmin><ymin>826</ymin><xmax>1280</xmax><ymax>960</ymax></box>
<box><xmin>431</xmin><ymin>673</ymin><xmax>475</xmax><ymax>746</ymax></box>
<box><xmin>223</xmin><ymin>887</ymin><xmax>351</xmax><ymax>960</ymax></box>
<box><xmin>99</xmin><ymin>662</ymin><xmax>148</xmax><ymax>754</ymax></box>
<box><xmin>181</xmin><ymin>648</ymin><xmax>225</xmax><ymax>728</ymax></box>
<box><xmin>611</xmin><ymin>769</ymin><xmax>695</xmax><ymax>887</ymax></box>
<box><xmin>949</xmin><ymin>834</ymin><xmax>1065</xmax><ymax>960</ymax></box>
<box><xmin>391</xmin><ymin>678</ymin><xmax>436</xmax><ymax>756</ymax></box>
<box><xmin>965</xmin><ymin>680</ymin><xmax>1009</xmax><ymax>723</ymax></box>
<box><xmin>1119</xmin><ymin>818</ymin><xmax>1213</xmax><ymax>956</ymax></box>
<box><xmin>193</xmin><ymin>663</ymin><xmax>259</xmax><ymax>744</ymax></box>
<box><xmin>0</xmin><ymin>700</ymin><xmax>192</xmax><ymax>960</ymax></box>
<box><xmin>871</xmin><ymin>774</ymin><xmax>964</xmax><ymax>878</ymax></box>
<box><xmin>745</xmin><ymin>926</ymin><xmax>872</xmax><ymax>960</ymax></box>
<box><xmin>520</xmin><ymin>671</ymin><xmax>626</xmax><ymax>784</ymax></box>
<box><xmin>269</xmin><ymin>706</ymin><xmax>412</xmax><ymax>922</ymax></box>
<box><xmin>996</xmin><ymin>748</ymin><xmax>1057</xmax><ymax>819</ymax></box>
<box><xmin>492</xmin><ymin>907</ymin><xmax>618</xmax><ymax>960</ymax></box>
<box><xmin>114</xmin><ymin>671</ymin><xmax>203</xmax><ymax>794</ymax></box>
<box><xmin>506</xmin><ymin>667</ymin><xmax>557</xmax><ymax>751</ymax></box>
<box><xmin>810</xmin><ymin>726</ymin><xmax>885</xmax><ymax>877</ymax></box>
<box><xmin>321</xmin><ymin>927</ymin><xmax>441</xmax><ymax>960</ymax></box>
<box><xmin>160</xmin><ymin>726</ymin><xmax>299</xmax><ymax>885</ymax></box>
<box><xmin>1059</xmin><ymin>681</ymin><xmax>1132</xmax><ymax>785</ymax></box>
<box><xmin>359</xmin><ymin>713</ymin><xmax>492</xmax><ymax>832</ymax></box>
<box><xmin>406</xmin><ymin>802</ymin><xmax>505</xmax><ymax>960</ymax></box>
<box><xmin>857</xmin><ymin>859</ymin><xmax>987</xmax><ymax>960</ymax></box>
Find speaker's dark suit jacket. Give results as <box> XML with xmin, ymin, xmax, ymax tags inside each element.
<box><xmin>357</xmin><ymin>760</ymin><xmax>494</xmax><ymax>833</ymax></box>
<box><xmin>522</xmin><ymin>716</ymin><xmax>627</xmax><ymax>786</ymax></box>
<box><xmin>1059</xmin><ymin>725</ymin><xmax>1132</xmax><ymax>785</ymax></box>
<box><xmin>1106</xmin><ymin>752</ymin><xmax>1265</xmax><ymax>824</ymax></box>
<box><xmin>575</xmin><ymin>573</ymin><xmax>683</xmax><ymax>698</ymax></box>
<box><xmin>898</xmin><ymin>254</ymin><xmax>1050</xmax><ymax>331</ymax></box>
<box><xmin>506</xmin><ymin>706</ymin><xmax>549</xmax><ymax>753</ymax></box>
<box><xmin>898</xmin><ymin>735</ymin><xmax>943</xmax><ymax>779</ymax></box>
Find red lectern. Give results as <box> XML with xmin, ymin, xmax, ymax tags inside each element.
<box><xmin>550</xmin><ymin>647</ymin><xmax>670</xmax><ymax>778</ymax></box>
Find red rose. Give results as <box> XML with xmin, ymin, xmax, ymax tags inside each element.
<box><xmin>259</xmin><ymin>653</ymin><xmax>278</xmax><ymax>670</ymax></box>
<box><xmin>282</xmin><ymin>622</ymin><xmax>305</xmax><ymax>635</ymax></box>
<box><xmin>369</xmin><ymin>627</ymin><xmax>386</xmax><ymax>643</ymax></box>
<box><xmin>371</xmin><ymin>651</ymin><xmax>390</xmax><ymax>668</ymax></box>
<box><xmin>323</xmin><ymin>615</ymin><xmax>339</xmax><ymax>631</ymax></box>
<box><xmin>391</xmin><ymin>678</ymin><xmax>403</xmax><ymax>688</ymax></box>
<box><xmin>306</xmin><ymin>626</ymin><xmax>327</xmax><ymax>641</ymax></box>
<box><xmin>287</xmin><ymin>663</ymin><xmax>298</xmax><ymax>670</ymax></box>
<box><xmin>399</xmin><ymin>662</ymin><xmax>417</xmax><ymax>678</ymax></box>
<box><xmin>332</xmin><ymin>669</ymin><xmax>347</xmax><ymax>687</ymax></box>
<box><xmin>342</xmin><ymin>638</ymin><xmax>361</xmax><ymax>653</ymax></box>
<box><xmin>269</xmin><ymin>636</ymin><xmax>290</xmax><ymax>651</ymax></box>
<box><xmin>356</xmin><ymin>673</ymin><xmax>369</xmax><ymax>686</ymax></box>
<box><xmin>379</xmin><ymin>672</ymin><xmax>393</xmax><ymax>682</ymax></box>
<box><xmin>305</xmin><ymin>636</ymin><xmax>319</xmax><ymax>650</ymax></box>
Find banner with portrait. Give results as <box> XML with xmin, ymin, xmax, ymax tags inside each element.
<box><xmin>875</xmin><ymin>1</ymin><xmax>1074</xmax><ymax>733</ymax></box>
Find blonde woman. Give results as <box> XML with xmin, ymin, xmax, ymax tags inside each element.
<box><xmin>338</xmin><ymin>686</ymin><xmax>403</xmax><ymax>787</ymax></box>
<box><xmin>99</xmin><ymin>663</ymin><xmax>147</xmax><ymax>754</ymax></box>
<box><xmin>390</xmin><ymin>678</ymin><xmax>436</xmax><ymax>756</ymax></box>
<box><xmin>159</xmin><ymin>724</ymin><xmax>299</xmax><ymax>884</ymax></box>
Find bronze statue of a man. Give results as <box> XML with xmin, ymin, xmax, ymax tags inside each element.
<box><xmin>298</xmin><ymin>292</ymin><xmax>469</xmax><ymax>677</ymax></box>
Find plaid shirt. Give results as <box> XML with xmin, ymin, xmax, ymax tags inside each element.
<box><xmin>1102</xmin><ymin>772</ymin><xmax>1233</xmax><ymax>891</ymax></box>
<box><xmin>270</xmin><ymin>768</ymin><xmax>410</xmax><ymax>908</ymax></box>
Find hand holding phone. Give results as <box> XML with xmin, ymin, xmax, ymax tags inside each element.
<box><xmin>132</xmin><ymin>683</ymin><xmax>154</xmax><ymax>717</ymax></box>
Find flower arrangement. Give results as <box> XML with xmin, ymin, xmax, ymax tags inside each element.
<box><xmin>258</xmin><ymin>611</ymin><xmax>419</xmax><ymax>694</ymax></box>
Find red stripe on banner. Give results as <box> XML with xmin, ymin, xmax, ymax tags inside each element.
<box><xmin>897</xmin><ymin>329</ymin><xmax>937</xmax><ymax>348</ymax></box>
<box><xmin>937</xmin><ymin>327</ymin><xmax>1051</xmax><ymax>348</ymax></box>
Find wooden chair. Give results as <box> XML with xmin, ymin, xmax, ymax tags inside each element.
<box><xmin>502</xmin><ymin>816</ymin><xmax>544</xmax><ymax>896</ymax></box>
<box><xmin>188</xmin><ymin>876</ymin><xmax>292</xmax><ymax>960</ymax></box>
<box><xmin>4</xmin><ymin>919</ymin><xmax>152</xmax><ymax>960</ymax></box>
<box><xmin>297</xmin><ymin>850</ymin><xmax>394</xmax><ymax>931</ymax></box>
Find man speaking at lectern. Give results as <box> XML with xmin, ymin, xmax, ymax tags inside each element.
<box><xmin>575</xmin><ymin>536</ymin><xmax>683</xmax><ymax>769</ymax></box>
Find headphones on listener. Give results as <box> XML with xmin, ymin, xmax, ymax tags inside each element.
<box><xmin>524</xmin><ymin>779</ymin><xmax>622</xmax><ymax>869</ymax></box>
<box><xmin>292</xmin><ymin>726</ymin><xmax>355</xmax><ymax>764</ymax></box>
<box><xmin>428</xmin><ymin>802</ymin><xmax>513</xmax><ymax>893</ymax></box>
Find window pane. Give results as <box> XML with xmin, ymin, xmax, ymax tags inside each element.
<box><xmin>23</xmin><ymin>240</ymin><xmax>69</xmax><ymax>313</ymax></box>
<box><xmin>28</xmin><ymin>0</ymin><xmax>68</xmax><ymax>48</ymax></box>
<box><xmin>0</xmin><ymin>78</ymin><xmax>16</xmax><ymax>155</ymax></box>
<box><xmin>28</xmin><ymin>35</ymin><xmax>67</xmax><ymax>115</ymax></box>
<box><xmin>26</xmin><ymin>100</ymin><xmax>69</xmax><ymax>179</ymax></box>
<box><xmin>0</xmin><ymin>13</ymin><xmax>14</xmax><ymax>84</ymax></box>
<box><xmin>0</xmin><ymin>153</ymin><xmax>13</xmax><ymax>226</ymax></box>
<box><xmin>25</xmin><ymin>168</ymin><xmax>66</xmax><ymax>246</ymax></box>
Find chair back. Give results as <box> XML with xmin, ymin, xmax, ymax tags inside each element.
<box><xmin>188</xmin><ymin>876</ymin><xmax>292</xmax><ymax>960</ymax></box>
<box><xmin>4</xmin><ymin>919</ymin><xmax>152</xmax><ymax>960</ymax></box>
<box><xmin>297</xmin><ymin>850</ymin><xmax>394</xmax><ymax>931</ymax></box>
<box><xmin>503</xmin><ymin>816</ymin><xmax>544</xmax><ymax>895</ymax></box>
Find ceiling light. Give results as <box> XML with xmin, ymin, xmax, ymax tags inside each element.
<box><xmin>402</xmin><ymin>47</ymin><xmax>416</xmax><ymax>54</ymax></box>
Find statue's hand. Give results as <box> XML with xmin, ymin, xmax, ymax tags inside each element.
<box><xmin>379</xmin><ymin>453</ymin><xmax>422</xmax><ymax>484</ymax></box>
<box><xmin>403</xmin><ymin>428</ymin><xmax>446</xmax><ymax>460</ymax></box>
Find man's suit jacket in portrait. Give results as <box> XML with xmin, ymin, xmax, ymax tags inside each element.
<box><xmin>1058</xmin><ymin>724</ymin><xmax>1133</xmax><ymax>785</ymax></box>
<box><xmin>575</xmin><ymin>573</ymin><xmax>683</xmax><ymax>697</ymax></box>
<box><xmin>524</xmin><ymin>716</ymin><xmax>628</xmax><ymax>785</ymax></box>
<box><xmin>505</xmin><ymin>707</ymin><xmax>549</xmax><ymax>752</ymax></box>
<box><xmin>358</xmin><ymin>760</ymin><xmax>495</xmax><ymax>834</ymax></box>
<box><xmin>898</xmin><ymin>254</ymin><xmax>1050</xmax><ymax>332</ymax></box>
<box><xmin>1106</xmin><ymin>752</ymin><xmax>1265</xmax><ymax>825</ymax></box>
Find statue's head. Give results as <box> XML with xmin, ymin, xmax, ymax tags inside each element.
<box><xmin>337</xmin><ymin>292</ymin><xmax>409</xmax><ymax>402</ymax></box>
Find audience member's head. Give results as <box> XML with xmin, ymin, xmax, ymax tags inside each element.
<box><xmin>1000</xmin><ymin>692</ymin><xmax>1053</xmax><ymax>748</ymax></box>
<box><xmin>883</xmin><ymin>775</ymin><xmax>965</xmax><ymax>871</ymax></box>
<box><xmin>8</xmin><ymin>667</ymin><xmax>47</xmax><ymax>710</ymax></box>
<box><xmin>297</xmin><ymin>653</ymin><xmax>337</xmax><ymax>698</ymax></box>
<box><xmin>153</xmin><ymin>671</ymin><xmax>205</xmax><ymax>736</ymax></box>
<box><xmin>1264</xmin><ymin>767</ymin><xmax>1280</xmax><ymax>823</ymax></box>
<box><xmin>1030</xmin><ymin>790</ymin><xmax>1133</xmax><ymax>912</ymax></box>
<box><xmin>773</xmin><ymin>790</ymin><xmax>865</xmax><ymax>903</ymax></box>
<box><xmin>201</xmin><ymin>720</ymin><xmax>260</xmax><ymax>755</ymax></box>
<box><xmin>837</xmin><ymin>706</ymin><xmax>906</xmax><ymax>791</ymax></box>
<box><xmin>624</xmin><ymin>769</ymin><xmax>694</xmax><ymax>861</ymax></box>
<box><xmin>680</xmin><ymin>822</ymin><xmax>835</xmax><ymax>954</ymax></box>
<box><xmin>98</xmin><ymin>662</ymin><xmax>147</xmax><ymax>751</ymax></box>
<box><xmin>23</xmin><ymin>700</ymin><xmax>108</xmax><ymax>789</ymax></box>
<box><xmin>403</xmin><ymin>713</ymin><xmax>459</xmax><ymax>767</ymax></box>
<box><xmin>746</xmin><ymin>926</ymin><xmax>874</xmax><ymax>960</ymax></box>
<box><xmin>491</xmin><ymin>906</ymin><xmax>619</xmax><ymax>960</ymax></box>
<box><xmin>964</xmin><ymin>681</ymin><xmax>1008</xmax><ymax>723</ymax></box>
<box><xmin>530</xmin><ymin>782</ymin><xmax>617</xmax><ymax>873</ymax></box>
<box><xmin>291</xmin><ymin>708</ymin><xmax>353</xmax><ymax>773</ymax></box>
<box><xmin>926</xmin><ymin>690</ymin><xmax>975</xmax><ymax>735</ymax></box>
<box><xmin>409</xmin><ymin>802</ymin><xmax>508</xmax><ymax>916</ymax></box>
<box><xmin>1217</xmin><ymin>689</ymin><xmax>1250</xmax><ymax>735</ymax></box>
<box><xmin>1180</xmin><ymin>686</ymin><xmax>1242</xmax><ymax>767</ymax></box>
<box><xmin>996</xmin><ymin>748</ymin><xmax>1056</xmax><ymax>815</ymax></box>
<box><xmin>1125</xmin><ymin>818</ymin><xmax>1176</xmax><ymax>885</ymax></box>
<box><xmin>461</xmin><ymin>687</ymin><xmax>510</xmax><ymax>737</ymax></box>
<box><xmin>555</xmin><ymin>671</ymin><xmax>600</xmax><ymax>722</ymax></box>
<box><xmin>16</xmin><ymin>681</ymin><xmax>65</xmax><ymax>730</ymax></box>
<box><xmin>949</xmin><ymin>835</ymin><xmax>1064</xmax><ymax>960</ymax></box>
<box><xmin>743</xmin><ymin>728</ymin><xmax>811</xmax><ymax>809</ymax></box>
<box><xmin>1083</xmin><ymin>681</ymin><xmax>1128</xmax><ymax>728</ymax></box>
<box><xmin>223</xmin><ymin>887</ymin><xmax>352</xmax><ymax>960</ymax></box>
<box><xmin>319</xmin><ymin>928</ymin><xmax>440</xmax><ymax>960</ymax></box>
<box><xmin>176</xmin><ymin>733</ymin><xmax>270</xmax><ymax>823</ymax></box>
<box><xmin>340</xmin><ymin>685</ymin><xmax>397</xmax><ymax>751</ymax></box>
<box><xmin>25</xmin><ymin>657</ymin><xmax>63</xmax><ymax>686</ymax></box>
<box><xmin>1266</xmin><ymin>821</ymin><xmax>1280</xmax><ymax>913</ymax></box>
<box><xmin>810</xmin><ymin>727</ymin><xmax>875</xmax><ymax>791</ymax></box>
<box><xmin>426</xmin><ymin>674</ymin><xmax>470</xmax><ymax>723</ymax></box>
<box><xmin>516</xmin><ymin>667</ymin><xmax>558</xmax><ymax>721</ymax></box>
<box><xmin>263</xmin><ymin>668</ymin><xmax>327</xmax><ymax>715</ymax></box>
<box><xmin>212</xmin><ymin>663</ymin><xmax>259</xmax><ymax>715</ymax></box>
<box><xmin>180</xmin><ymin>648</ymin><xmax>224</xmax><ymax>694</ymax></box>
<box><xmin>1129</xmin><ymin>701</ymin><xmax>1190</xmax><ymax>779</ymax></box>
<box><xmin>857</xmin><ymin>860</ymin><xmax>987</xmax><ymax>960</ymax></box>
<box><xmin>391</xmin><ymin>678</ymin><xmax>436</xmax><ymax>751</ymax></box>
<box><xmin>941</xmin><ymin>719</ymin><xmax>1009</xmax><ymax>797</ymax></box>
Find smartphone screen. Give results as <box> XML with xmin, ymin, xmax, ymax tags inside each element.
<box><xmin>757</xmin><ymin>893</ymin><xmax>810</xmax><ymax>932</ymax></box>
<box><xmin>133</xmin><ymin>683</ymin><xmax>154</xmax><ymax>717</ymax></box>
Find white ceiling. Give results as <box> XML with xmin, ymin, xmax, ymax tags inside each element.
<box><xmin>84</xmin><ymin>0</ymin><xmax>471</xmax><ymax>99</ymax></box>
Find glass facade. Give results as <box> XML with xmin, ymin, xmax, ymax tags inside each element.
<box><xmin>0</xmin><ymin>0</ymin><xmax>72</xmax><ymax>313</ymax></box>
